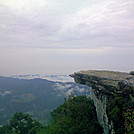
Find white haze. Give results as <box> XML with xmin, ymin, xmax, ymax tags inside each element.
<box><xmin>0</xmin><ymin>0</ymin><xmax>134</xmax><ymax>76</ymax></box>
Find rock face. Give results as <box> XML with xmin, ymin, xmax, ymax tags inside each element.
<box><xmin>70</xmin><ymin>70</ymin><xmax>134</xmax><ymax>134</ymax></box>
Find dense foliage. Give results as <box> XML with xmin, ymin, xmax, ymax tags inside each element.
<box><xmin>38</xmin><ymin>95</ymin><xmax>103</xmax><ymax>134</ymax></box>
<box><xmin>107</xmin><ymin>96</ymin><xmax>134</xmax><ymax>134</ymax></box>
<box><xmin>0</xmin><ymin>112</ymin><xmax>43</xmax><ymax>134</ymax></box>
<box><xmin>0</xmin><ymin>95</ymin><xmax>103</xmax><ymax>134</ymax></box>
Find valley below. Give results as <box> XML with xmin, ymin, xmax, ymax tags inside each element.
<box><xmin>0</xmin><ymin>75</ymin><xmax>91</xmax><ymax>126</ymax></box>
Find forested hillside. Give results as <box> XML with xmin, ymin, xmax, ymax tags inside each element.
<box><xmin>0</xmin><ymin>76</ymin><xmax>91</xmax><ymax>125</ymax></box>
<box><xmin>0</xmin><ymin>95</ymin><xmax>103</xmax><ymax>134</ymax></box>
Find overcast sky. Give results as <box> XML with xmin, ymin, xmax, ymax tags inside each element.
<box><xmin>0</xmin><ymin>0</ymin><xmax>134</xmax><ymax>76</ymax></box>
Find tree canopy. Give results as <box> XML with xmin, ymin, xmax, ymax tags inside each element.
<box><xmin>39</xmin><ymin>95</ymin><xmax>103</xmax><ymax>134</ymax></box>
<box><xmin>0</xmin><ymin>95</ymin><xmax>103</xmax><ymax>134</ymax></box>
<box><xmin>0</xmin><ymin>112</ymin><xmax>43</xmax><ymax>134</ymax></box>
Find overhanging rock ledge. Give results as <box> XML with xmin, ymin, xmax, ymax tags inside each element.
<box><xmin>70</xmin><ymin>70</ymin><xmax>134</xmax><ymax>134</ymax></box>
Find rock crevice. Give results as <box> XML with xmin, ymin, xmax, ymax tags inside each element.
<box><xmin>70</xmin><ymin>70</ymin><xmax>134</xmax><ymax>134</ymax></box>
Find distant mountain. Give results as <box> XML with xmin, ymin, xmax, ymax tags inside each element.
<box><xmin>0</xmin><ymin>76</ymin><xmax>91</xmax><ymax>125</ymax></box>
<box><xmin>11</xmin><ymin>74</ymin><xmax>74</xmax><ymax>82</ymax></box>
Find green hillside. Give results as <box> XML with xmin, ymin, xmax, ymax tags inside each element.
<box><xmin>0</xmin><ymin>76</ymin><xmax>91</xmax><ymax>125</ymax></box>
<box><xmin>0</xmin><ymin>95</ymin><xmax>103</xmax><ymax>134</ymax></box>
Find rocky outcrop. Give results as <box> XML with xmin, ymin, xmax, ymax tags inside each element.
<box><xmin>70</xmin><ymin>70</ymin><xmax>134</xmax><ymax>134</ymax></box>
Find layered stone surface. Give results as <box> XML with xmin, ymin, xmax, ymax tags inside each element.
<box><xmin>70</xmin><ymin>70</ymin><xmax>134</xmax><ymax>134</ymax></box>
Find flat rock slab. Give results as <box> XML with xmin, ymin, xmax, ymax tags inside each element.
<box><xmin>71</xmin><ymin>70</ymin><xmax>134</xmax><ymax>89</ymax></box>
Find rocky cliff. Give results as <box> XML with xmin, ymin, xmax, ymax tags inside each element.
<box><xmin>70</xmin><ymin>70</ymin><xmax>134</xmax><ymax>134</ymax></box>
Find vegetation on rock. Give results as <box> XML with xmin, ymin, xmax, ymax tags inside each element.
<box><xmin>107</xmin><ymin>95</ymin><xmax>134</xmax><ymax>134</ymax></box>
<box><xmin>72</xmin><ymin>70</ymin><xmax>134</xmax><ymax>134</ymax></box>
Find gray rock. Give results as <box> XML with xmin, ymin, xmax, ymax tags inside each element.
<box><xmin>130</xmin><ymin>71</ymin><xmax>134</xmax><ymax>75</ymax></box>
<box><xmin>71</xmin><ymin>70</ymin><xmax>134</xmax><ymax>134</ymax></box>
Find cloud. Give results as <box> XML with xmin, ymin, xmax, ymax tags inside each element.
<box><xmin>0</xmin><ymin>0</ymin><xmax>134</xmax><ymax>49</ymax></box>
<box><xmin>0</xmin><ymin>91</ymin><xmax>12</xmax><ymax>96</ymax></box>
<box><xmin>53</xmin><ymin>83</ymin><xmax>90</xmax><ymax>96</ymax></box>
<box><xmin>43</xmin><ymin>75</ymin><xmax>74</xmax><ymax>82</ymax></box>
<box><xmin>53</xmin><ymin>83</ymin><xmax>73</xmax><ymax>91</ymax></box>
<box><xmin>58</xmin><ymin>0</ymin><xmax>134</xmax><ymax>48</ymax></box>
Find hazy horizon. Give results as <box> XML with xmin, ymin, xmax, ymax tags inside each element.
<box><xmin>0</xmin><ymin>0</ymin><xmax>134</xmax><ymax>76</ymax></box>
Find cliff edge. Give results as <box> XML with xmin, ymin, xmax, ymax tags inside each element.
<box><xmin>70</xmin><ymin>70</ymin><xmax>134</xmax><ymax>134</ymax></box>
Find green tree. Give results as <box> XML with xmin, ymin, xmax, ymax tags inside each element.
<box><xmin>43</xmin><ymin>95</ymin><xmax>103</xmax><ymax>134</ymax></box>
<box><xmin>0</xmin><ymin>124</ymin><xmax>12</xmax><ymax>134</ymax></box>
<box><xmin>0</xmin><ymin>112</ymin><xmax>43</xmax><ymax>134</ymax></box>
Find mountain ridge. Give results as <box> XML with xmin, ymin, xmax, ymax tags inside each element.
<box><xmin>0</xmin><ymin>75</ymin><xmax>91</xmax><ymax>125</ymax></box>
